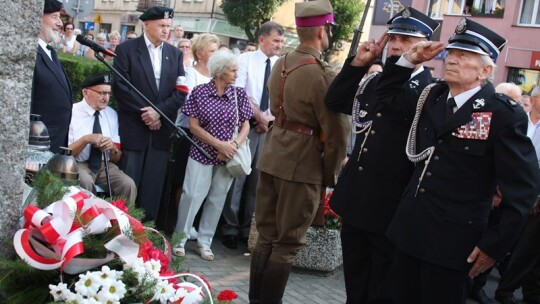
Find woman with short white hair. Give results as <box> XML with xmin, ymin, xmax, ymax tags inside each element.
<box><xmin>173</xmin><ymin>50</ymin><xmax>253</xmax><ymax>261</ymax></box>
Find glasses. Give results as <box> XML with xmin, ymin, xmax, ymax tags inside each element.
<box><xmin>66</xmin><ymin>28</ymin><xmax>73</xmax><ymax>31</ymax></box>
<box><xmin>87</xmin><ymin>88</ymin><xmax>111</xmax><ymax>98</ymax></box>
<box><xmin>179</xmin><ymin>45</ymin><xmax>190</xmax><ymax>49</ymax></box>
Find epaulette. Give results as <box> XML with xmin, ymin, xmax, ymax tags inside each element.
<box><xmin>494</xmin><ymin>92</ymin><xmax>518</xmax><ymax>110</ymax></box>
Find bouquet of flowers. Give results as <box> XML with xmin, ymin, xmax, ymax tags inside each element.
<box><xmin>1</xmin><ymin>170</ymin><xmax>238</xmax><ymax>304</ymax></box>
<box><xmin>323</xmin><ymin>189</ymin><xmax>341</xmax><ymax>230</ymax></box>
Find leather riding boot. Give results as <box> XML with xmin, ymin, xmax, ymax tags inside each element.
<box><xmin>249</xmin><ymin>251</ymin><xmax>271</xmax><ymax>304</ymax></box>
<box><xmin>259</xmin><ymin>261</ymin><xmax>293</xmax><ymax>304</ymax></box>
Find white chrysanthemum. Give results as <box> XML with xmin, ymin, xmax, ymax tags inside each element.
<box><xmin>74</xmin><ymin>272</ymin><xmax>101</xmax><ymax>297</ymax></box>
<box><xmin>154</xmin><ymin>280</ymin><xmax>175</xmax><ymax>304</ymax></box>
<box><xmin>49</xmin><ymin>282</ymin><xmax>69</xmax><ymax>301</ymax></box>
<box><xmin>81</xmin><ymin>297</ymin><xmax>100</xmax><ymax>304</ymax></box>
<box><xmin>99</xmin><ymin>279</ymin><xmax>127</xmax><ymax>301</ymax></box>
<box><xmin>125</xmin><ymin>257</ymin><xmax>148</xmax><ymax>282</ymax></box>
<box><xmin>144</xmin><ymin>259</ymin><xmax>162</xmax><ymax>276</ymax></box>
<box><xmin>65</xmin><ymin>292</ymin><xmax>85</xmax><ymax>304</ymax></box>
<box><xmin>170</xmin><ymin>287</ymin><xmax>188</xmax><ymax>303</ymax></box>
<box><xmin>98</xmin><ymin>265</ymin><xmax>123</xmax><ymax>281</ymax></box>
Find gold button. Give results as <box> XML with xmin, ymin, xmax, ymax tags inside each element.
<box><xmin>363</xmin><ymin>148</ymin><xmax>368</xmax><ymax>152</ymax></box>
<box><xmin>464</xmin><ymin>146</ymin><xmax>470</xmax><ymax>150</ymax></box>
<box><xmin>438</xmin><ymin>139</ymin><xmax>443</xmax><ymax>144</ymax></box>
<box><xmin>419</xmin><ymin>188</ymin><xmax>425</xmax><ymax>193</ymax></box>
<box><xmin>376</xmin><ymin>113</ymin><xmax>382</xmax><ymax>118</ymax></box>
<box><xmin>358</xmin><ymin>166</ymin><xmax>363</xmax><ymax>171</ymax></box>
<box><xmin>426</xmin><ymin>172</ymin><xmax>432</xmax><ymax>177</ymax></box>
<box><xmin>370</xmin><ymin>130</ymin><xmax>376</xmax><ymax>135</ymax></box>
<box><xmin>434</xmin><ymin>156</ymin><xmax>439</xmax><ymax>161</ymax></box>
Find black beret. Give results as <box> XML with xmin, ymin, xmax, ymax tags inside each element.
<box><xmin>44</xmin><ymin>0</ymin><xmax>63</xmax><ymax>14</ymax></box>
<box><xmin>81</xmin><ymin>73</ymin><xmax>112</xmax><ymax>89</ymax></box>
<box><xmin>139</xmin><ymin>6</ymin><xmax>174</xmax><ymax>21</ymax></box>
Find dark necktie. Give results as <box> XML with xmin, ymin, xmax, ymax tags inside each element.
<box><xmin>446</xmin><ymin>97</ymin><xmax>457</xmax><ymax>120</ymax></box>
<box><xmin>260</xmin><ymin>58</ymin><xmax>271</xmax><ymax>111</ymax></box>
<box><xmin>88</xmin><ymin>111</ymin><xmax>102</xmax><ymax>173</ymax></box>
<box><xmin>46</xmin><ymin>45</ymin><xmax>68</xmax><ymax>87</ymax></box>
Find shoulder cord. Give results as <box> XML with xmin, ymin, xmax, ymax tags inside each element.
<box><xmin>405</xmin><ymin>83</ymin><xmax>437</xmax><ymax>197</ymax></box>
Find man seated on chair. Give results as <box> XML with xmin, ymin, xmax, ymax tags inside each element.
<box><xmin>68</xmin><ymin>73</ymin><xmax>137</xmax><ymax>203</ymax></box>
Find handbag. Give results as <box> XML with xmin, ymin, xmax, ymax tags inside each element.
<box><xmin>226</xmin><ymin>88</ymin><xmax>252</xmax><ymax>177</ymax></box>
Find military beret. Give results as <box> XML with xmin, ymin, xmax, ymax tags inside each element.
<box><xmin>446</xmin><ymin>18</ymin><xmax>507</xmax><ymax>62</ymax></box>
<box><xmin>387</xmin><ymin>7</ymin><xmax>439</xmax><ymax>40</ymax></box>
<box><xmin>44</xmin><ymin>0</ymin><xmax>63</xmax><ymax>14</ymax></box>
<box><xmin>139</xmin><ymin>6</ymin><xmax>174</xmax><ymax>21</ymax></box>
<box><xmin>81</xmin><ymin>73</ymin><xmax>112</xmax><ymax>89</ymax></box>
<box><xmin>295</xmin><ymin>0</ymin><xmax>336</xmax><ymax>27</ymax></box>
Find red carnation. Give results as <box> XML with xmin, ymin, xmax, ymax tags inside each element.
<box><xmin>217</xmin><ymin>289</ymin><xmax>238</xmax><ymax>302</ymax></box>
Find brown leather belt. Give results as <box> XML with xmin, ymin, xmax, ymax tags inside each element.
<box><xmin>274</xmin><ymin>119</ymin><xmax>320</xmax><ymax>137</ymax></box>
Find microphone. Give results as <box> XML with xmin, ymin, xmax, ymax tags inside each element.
<box><xmin>76</xmin><ymin>34</ymin><xmax>116</xmax><ymax>57</ymax></box>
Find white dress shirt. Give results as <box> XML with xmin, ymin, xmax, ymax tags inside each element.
<box><xmin>144</xmin><ymin>34</ymin><xmax>163</xmax><ymax>89</ymax></box>
<box><xmin>236</xmin><ymin>49</ymin><xmax>278</xmax><ymax>114</ymax></box>
<box><xmin>175</xmin><ymin>66</ymin><xmax>212</xmax><ymax>128</ymax></box>
<box><xmin>68</xmin><ymin>99</ymin><xmax>120</xmax><ymax>162</ymax></box>
<box><xmin>38</xmin><ymin>38</ymin><xmax>53</xmax><ymax>61</ymax></box>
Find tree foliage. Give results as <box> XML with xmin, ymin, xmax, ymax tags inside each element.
<box><xmin>220</xmin><ymin>0</ymin><xmax>290</xmax><ymax>42</ymax></box>
<box><xmin>331</xmin><ymin>0</ymin><xmax>365</xmax><ymax>43</ymax></box>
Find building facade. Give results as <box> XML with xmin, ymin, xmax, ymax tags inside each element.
<box><xmin>367</xmin><ymin>0</ymin><xmax>540</xmax><ymax>93</ymax></box>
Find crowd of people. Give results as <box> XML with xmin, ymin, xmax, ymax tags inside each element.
<box><xmin>31</xmin><ymin>0</ymin><xmax>540</xmax><ymax>303</ymax></box>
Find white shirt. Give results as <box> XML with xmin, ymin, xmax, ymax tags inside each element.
<box><xmin>38</xmin><ymin>38</ymin><xmax>53</xmax><ymax>61</ymax></box>
<box><xmin>175</xmin><ymin>66</ymin><xmax>212</xmax><ymax>128</ymax></box>
<box><xmin>144</xmin><ymin>34</ymin><xmax>163</xmax><ymax>88</ymax></box>
<box><xmin>236</xmin><ymin>49</ymin><xmax>278</xmax><ymax>114</ymax></box>
<box><xmin>449</xmin><ymin>86</ymin><xmax>482</xmax><ymax>113</ymax></box>
<box><xmin>68</xmin><ymin>100</ymin><xmax>120</xmax><ymax>162</ymax></box>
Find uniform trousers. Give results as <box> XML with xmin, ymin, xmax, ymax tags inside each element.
<box><xmin>77</xmin><ymin>161</ymin><xmax>137</xmax><ymax>203</ymax></box>
<box><xmin>496</xmin><ymin>214</ymin><xmax>540</xmax><ymax>300</ymax></box>
<box><xmin>340</xmin><ymin>222</ymin><xmax>397</xmax><ymax>304</ymax></box>
<box><xmin>121</xmin><ymin>135</ymin><xmax>168</xmax><ymax>222</ymax></box>
<box><xmin>174</xmin><ymin>157</ymin><xmax>233</xmax><ymax>249</ymax></box>
<box><xmin>395</xmin><ymin>251</ymin><xmax>469</xmax><ymax>304</ymax></box>
<box><xmin>222</xmin><ymin>129</ymin><xmax>265</xmax><ymax>238</ymax></box>
<box><xmin>254</xmin><ymin>171</ymin><xmax>320</xmax><ymax>263</ymax></box>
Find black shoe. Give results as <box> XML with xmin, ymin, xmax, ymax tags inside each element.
<box><xmin>494</xmin><ymin>295</ymin><xmax>518</xmax><ymax>304</ymax></box>
<box><xmin>523</xmin><ymin>297</ymin><xmax>540</xmax><ymax>304</ymax></box>
<box><xmin>470</xmin><ymin>288</ymin><xmax>496</xmax><ymax>304</ymax></box>
<box><xmin>222</xmin><ymin>235</ymin><xmax>238</xmax><ymax>249</ymax></box>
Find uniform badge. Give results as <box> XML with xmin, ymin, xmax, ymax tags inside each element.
<box><xmin>402</xmin><ymin>7</ymin><xmax>411</xmax><ymax>18</ymax></box>
<box><xmin>409</xmin><ymin>79</ymin><xmax>419</xmax><ymax>88</ymax></box>
<box><xmin>359</xmin><ymin>110</ymin><xmax>367</xmax><ymax>118</ymax></box>
<box><xmin>103</xmin><ymin>74</ymin><xmax>110</xmax><ymax>84</ymax></box>
<box><xmin>452</xmin><ymin>112</ymin><xmax>492</xmax><ymax>140</ymax></box>
<box><xmin>473</xmin><ymin>98</ymin><xmax>485</xmax><ymax>109</ymax></box>
<box><xmin>509</xmin><ymin>99</ymin><xmax>517</xmax><ymax>106</ymax></box>
<box><xmin>455</xmin><ymin>18</ymin><xmax>467</xmax><ymax>34</ymax></box>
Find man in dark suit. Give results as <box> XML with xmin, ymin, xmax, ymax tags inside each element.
<box><xmin>324</xmin><ymin>7</ymin><xmax>441</xmax><ymax>303</ymax></box>
<box><xmin>112</xmin><ymin>6</ymin><xmax>185</xmax><ymax>222</ymax></box>
<box><xmin>384</xmin><ymin>19</ymin><xmax>540</xmax><ymax>303</ymax></box>
<box><xmin>31</xmin><ymin>0</ymin><xmax>72</xmax><ymax>153</ymax></box>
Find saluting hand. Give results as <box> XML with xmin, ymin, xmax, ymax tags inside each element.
<box><xmin>467</xmin><ymin>246</ymin><xmax>496</xmax><ymax>278</ymax></box>
<box><xmin>351</xmin><ymin>33</ymin><xmax>389</xmax><ymax>67</ymax></box>
<box><xmin>404</xmin><ymin>41</ymin><xmax>446</xmax><ymax>65</ymax></box>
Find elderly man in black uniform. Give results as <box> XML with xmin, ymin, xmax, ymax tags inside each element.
<box><xmin>325</xmin><ymin>7</ymin><xmax>441</xmax><ymax>304</ymax></box>
<box><xmin>112</xmin><ymin>6</ymin><xmax>185</xmax><ymax>222</ymax></box>
<box><xmin>32</xmin><ymin>0</ymin><xmax>73</xmax><ymax>153</ymax></box>
<box><xmin>383</xmin><ymin>19</ymin><xmax>540</xmax><ymax>304</ymax></box>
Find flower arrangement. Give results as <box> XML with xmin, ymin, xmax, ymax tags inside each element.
<box><xmin>323</xmin><ymin>189</ymin><xmax>341</xmax><ymax>230</ymax></box>
<box><xmin>0</xmin><ymin>170</ymin><xmax>237</xmax><ymax>304</ymax></box>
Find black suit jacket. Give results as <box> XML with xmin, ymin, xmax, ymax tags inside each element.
<box><xmin>325</xmin><ymin>57</ymin><xmax>435</xmax><ymax>234</ymax></box>
<box><xmin>386</xmin><ymin>80</ymin><xmax>540</xmax><ymax>271</ymax></box>
<box><xmin>31</xmin><ymin>46</ymin><xmax>73</xmax><ymax>153</ymax></box>
<box><xmin>112</xmin><ymin>36</ymin><xmax>185</xmax><ymax>151</ymax></box>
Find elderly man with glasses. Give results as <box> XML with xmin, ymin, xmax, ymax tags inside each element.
<box><xmin>68</xmin><ymin>73</ymin><xmax>137</xmax><ymax>203</ymax></box>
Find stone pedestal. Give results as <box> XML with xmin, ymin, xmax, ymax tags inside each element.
<box><xmin>248</xmin><ymin>216</ymin><xmax>343</xmax><ymax>272</ymax></box>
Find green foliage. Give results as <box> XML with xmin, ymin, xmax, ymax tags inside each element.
<box><xmin>57</xmin><ymin>53</ymin><xmax>117</xmax><ymax>108</ymax></box>
<box><xmin>220</xmin><ymin>0</ymin><xmax>290</xmax><ymax>42</ymax></box>
<box><xmin>33</xmin><ymin>169</ymin><xmax>69</xmax><ymax>208</ymax></box>
<box><xmin>331</xmin><ymin>0</ymin><xmax>365</xmax><ymax>43</ymax></box>
<box><xmin>0</xmin><ymin>259</ymin><xmax>60</xmax><ymax>304</ymax></box>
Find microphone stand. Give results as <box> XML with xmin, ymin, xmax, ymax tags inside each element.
<box><xmin>93</xmin><ymin>52</ymin><xmax>212</xmax><ymax>160</ymax></box>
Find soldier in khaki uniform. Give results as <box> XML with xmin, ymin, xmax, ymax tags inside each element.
<box><xmin>248</xmin><ymin>1</ymin><xmax>350</xmax><ymax>303</ymax></box>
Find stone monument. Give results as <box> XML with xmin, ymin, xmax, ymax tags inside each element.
<box><xmin>0</xmin><ymin>0</ymin><xmax>42</xmax><ymax>258</ymax></box>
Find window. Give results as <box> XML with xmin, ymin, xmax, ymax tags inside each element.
<box><xmin>508</xmin><ymin>68</ymin><xmax>540</xmax><ymax>94</ymax></box>
<box><xmin>429</xmin><ymin>0</ymin><xmax>505</xmax><ymax>18</ymax></box>
<box><xmin>519</xmin><ymin>0</ymin><xmax>540</xmax><ymax>25</ymax></box>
